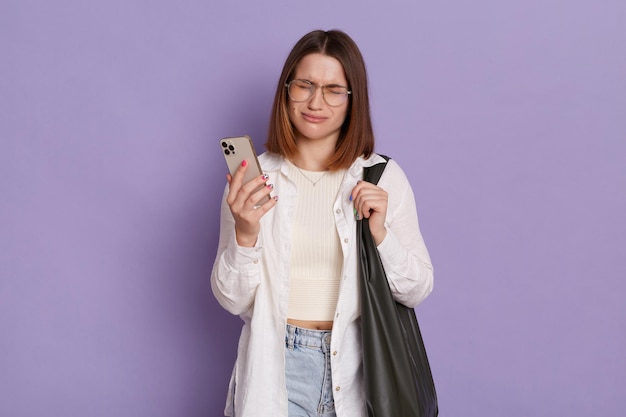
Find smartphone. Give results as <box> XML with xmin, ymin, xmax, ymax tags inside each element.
<box><xmin>220</xmin><ymin>135</ymin><xmax>270</xmax><ymax>206</ymax></box>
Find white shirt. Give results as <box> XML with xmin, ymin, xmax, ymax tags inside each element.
<box><xmin>211</xmin><ymin>152</ymin><xmax>434</xmax><ymax>417</ymax></box>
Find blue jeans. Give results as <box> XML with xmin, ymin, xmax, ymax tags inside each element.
<box><xmin>285</xmin><ymin>324</ymin><xmax>337</xmax><ymax>417</ymax></box>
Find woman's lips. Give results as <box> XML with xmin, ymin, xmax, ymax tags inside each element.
<box><xmin>302</xmin><ymin>113</ymin><xmax>327</xmax><ymax>123</ymax></box>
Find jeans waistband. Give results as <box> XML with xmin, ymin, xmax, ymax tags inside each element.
<box><xmin>285</xmin><ymin>324</ymin><xmax>332</xmax><ymax>351</ymax></box>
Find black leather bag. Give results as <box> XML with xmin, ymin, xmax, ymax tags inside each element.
<box><xmin>358</xmin><ymin>157</ymin><xmax>438</xmax><ymax>417</ymax></box>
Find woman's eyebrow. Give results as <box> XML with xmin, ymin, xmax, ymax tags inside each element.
<box><xmin>295</xmin><ymin>78</ymin><xmax>345</xmax><ymax>87</ymax></box>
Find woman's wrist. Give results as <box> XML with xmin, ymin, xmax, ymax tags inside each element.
<box><xmin>371</xmin><ymin>227</ymin><xmax>387</xmax><ymax>246</ymax></box>
<box><xmin>235</xmin><ymin>230</ymin><xmax>258</xmax><ymax>247</ymax></box>
<box><xmin>236</xmin><ymin>234</ymin><xmax>258</xmax><ymax>247</ymax></box>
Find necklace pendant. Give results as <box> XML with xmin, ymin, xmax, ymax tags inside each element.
<box><xmin>296</xmin><ymin>165</ymin><xmax>327</xmax><ymax>186</ymax></box>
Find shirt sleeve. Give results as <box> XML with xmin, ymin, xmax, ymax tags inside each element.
<box><xmin>375</xmin><ymin>160</ymin><xmax>434</xmax><ymax>307</ymax></box>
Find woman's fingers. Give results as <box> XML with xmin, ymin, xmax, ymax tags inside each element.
<box><xmin>351</xmin><ymin>181</ymin><xmax>388</xmax><ymax>244</ymax></box>
<box><xmin>227</xmin><ymin>161</ymin><xmax>270</xmax><ymax>208</ymax></box>
<box><xmin>226</xmin><ymin>161</ymin><xmax>251</xmax><ymax>205</ymax></box>
<box><xmin>351</xmin><ymin>182</ymin><xmax>388</xmax><ymax>219</ymax></box>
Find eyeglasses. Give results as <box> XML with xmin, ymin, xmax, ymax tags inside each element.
<box><xmin>285</xmin><ymin>79</ymin><xmax>352</xmax><ymax>107</ymax></box>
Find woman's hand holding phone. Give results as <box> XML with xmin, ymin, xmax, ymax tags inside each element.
<box><xmin>226</xmin><ymin>160</ymin><xmax>277</xmax><ymax>247</ymax></box>
<box><xmin>220</xmin><ymin>136</ymin><xmax>278</xmax><ymax>247</ymax></box>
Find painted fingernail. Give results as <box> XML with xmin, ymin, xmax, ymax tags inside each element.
<box><xmin>349</xmin><ymin>194</ymin><xmax>353</xmax><ymax>201</ymax></box>
<box><xmin>267</xmin><ymin>184</ymin><xmax>274</xmax><ymax>190</ymax></box>
<box><xmin>354</xmin><ymin>208</ymin><xmax>359</xmax><ymax>220</ymax></box>
<box><xmin>273</xmin><ymin>195</ymin><xmax>279</xmax><ymax>201</ymax></box>
<box><xmin>262</xmin><ymin>174</ymin><xmax>269</xmax><ymax>180</ymax></box>
<box><xmin>241</xmin><ymin>160</ymin><xmax>248</xmax><ymax>167</ymax></box>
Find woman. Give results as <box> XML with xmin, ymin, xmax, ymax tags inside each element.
<box><xmin>211</xmin><ymin>29</ymin><xmax>434</xmax><ymax>417</ymax></box>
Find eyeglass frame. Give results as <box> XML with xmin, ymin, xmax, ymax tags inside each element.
<box><xmin>284</xmin><ymin>79</ymin><xmax>352</xmax><ymax>107</ymax></box>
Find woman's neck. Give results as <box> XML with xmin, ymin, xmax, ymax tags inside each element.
<box><xmin>292</xmin><ymin>137</ymin><xmax>337</xmax><ymax>171</ymax></box>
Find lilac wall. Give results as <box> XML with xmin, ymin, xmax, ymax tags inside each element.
<box><xmin>1</xmin><ymin>1</ymin><xmax>624</xmax><ymax>416</ymax></box>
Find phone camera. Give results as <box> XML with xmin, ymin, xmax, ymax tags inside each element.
<box><xmin>222</xmin><ymin>141</ymin><xmax>236</xmax><ymax>155</ymax></box>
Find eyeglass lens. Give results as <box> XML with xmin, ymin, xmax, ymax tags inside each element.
<box><xmin>287</xmin><ymin>80</ymin><xmax>349</xmax><ymax>107</ymax></box>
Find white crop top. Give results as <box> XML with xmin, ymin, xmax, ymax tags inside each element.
<box><xmin>287</xmin><ymin>161</ymin><xmax>346</xmax><ymax>321</ymax></box>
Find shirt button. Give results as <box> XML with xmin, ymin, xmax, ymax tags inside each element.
<box><xmin>335</xmin><ymin>313</ymin><xmax>340</xmax><ymax>318</ymax></box>
<box><xmin>335</xmin><ymin>386</ymin><xmax>341</xmax><ymax>392</ymax></box>
<box><xmin>333</xmin><ymin>351</ymin><xmax>337</xmax><ymax>356</ymax></box>
<box><xmin>343</xmin><ymin>238</ymin><xmax>349</xmax><ymax>243</ymax></box>
<box><xmin>253</xmin><ymin>259</ymin><xmax>259</xmax><ymax>264</ymax></box>
<box><xmin>336</xmin><ymin>208</ymin><xmax>342</xmax><ymax>214</ymax></box>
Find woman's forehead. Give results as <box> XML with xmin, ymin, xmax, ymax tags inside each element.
<box><xmin>293</xmin><ymin>53</ymin><xmax>347</xmax><ymax>84</ymax></box>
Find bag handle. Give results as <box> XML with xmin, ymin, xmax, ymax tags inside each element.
<box><xmin>363</xmin><ymin>155</ymin><xmax>390</xmax><ymax>185</ymax></box>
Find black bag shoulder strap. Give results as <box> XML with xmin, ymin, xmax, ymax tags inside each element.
<box><xmin>363</xmin><ymin>155</ymin><xmax>390</xmax><ymax>185</ymax></box>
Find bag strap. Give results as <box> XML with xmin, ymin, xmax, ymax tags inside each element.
<box><xmin>363</xmin><ymin>154</ymin><xmax>390</xmax><ymax>185</ymax></box>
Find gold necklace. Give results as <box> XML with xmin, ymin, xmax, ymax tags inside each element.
<box><xmin>295</xmin><ymin>166</ymin><xmax>328</xmax><ymax>186</ymax></box>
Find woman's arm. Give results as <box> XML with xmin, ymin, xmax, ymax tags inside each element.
<box><xmin>375</xmin><ymin>160</ymin><xmax>434</xmax><ymax>307</ymax></box>
<box><xmin>210</xmin><ymin>187</ymin><xmax>263</xmax><ymax>315</ymax></box>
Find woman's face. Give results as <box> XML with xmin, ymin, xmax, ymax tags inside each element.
<box><xmin>287</xmin><ymin>53</ymin><xmax>349</xmax><ymax>146</ymax></box>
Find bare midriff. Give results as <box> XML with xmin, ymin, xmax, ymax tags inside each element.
<box><xmin>287</xmin><ymin>318</ymin><xmax>333</xmax><ymax>331</ymax></box>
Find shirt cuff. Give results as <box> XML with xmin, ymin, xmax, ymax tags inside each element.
<box><xmin>224</xmin><ymin>231</ymin><xmax>263</xmax><ymax>272</ymax></box>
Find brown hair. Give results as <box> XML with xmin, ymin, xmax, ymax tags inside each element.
<box><xmin>265</xmin><ymin>30</ymin><xmax>375</xmax><ymax>170</ymax></box>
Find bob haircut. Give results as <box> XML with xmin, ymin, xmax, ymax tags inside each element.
<box><xmin>265</xmin><ymin>30</ymin><xmax>375</xmax><ymax>170</ymax></box>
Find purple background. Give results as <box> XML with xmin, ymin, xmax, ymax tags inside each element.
<box><xmin>1</xmin><ymin>1</ymin><xmax>625</xmax><ymax>416</ymax></box>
